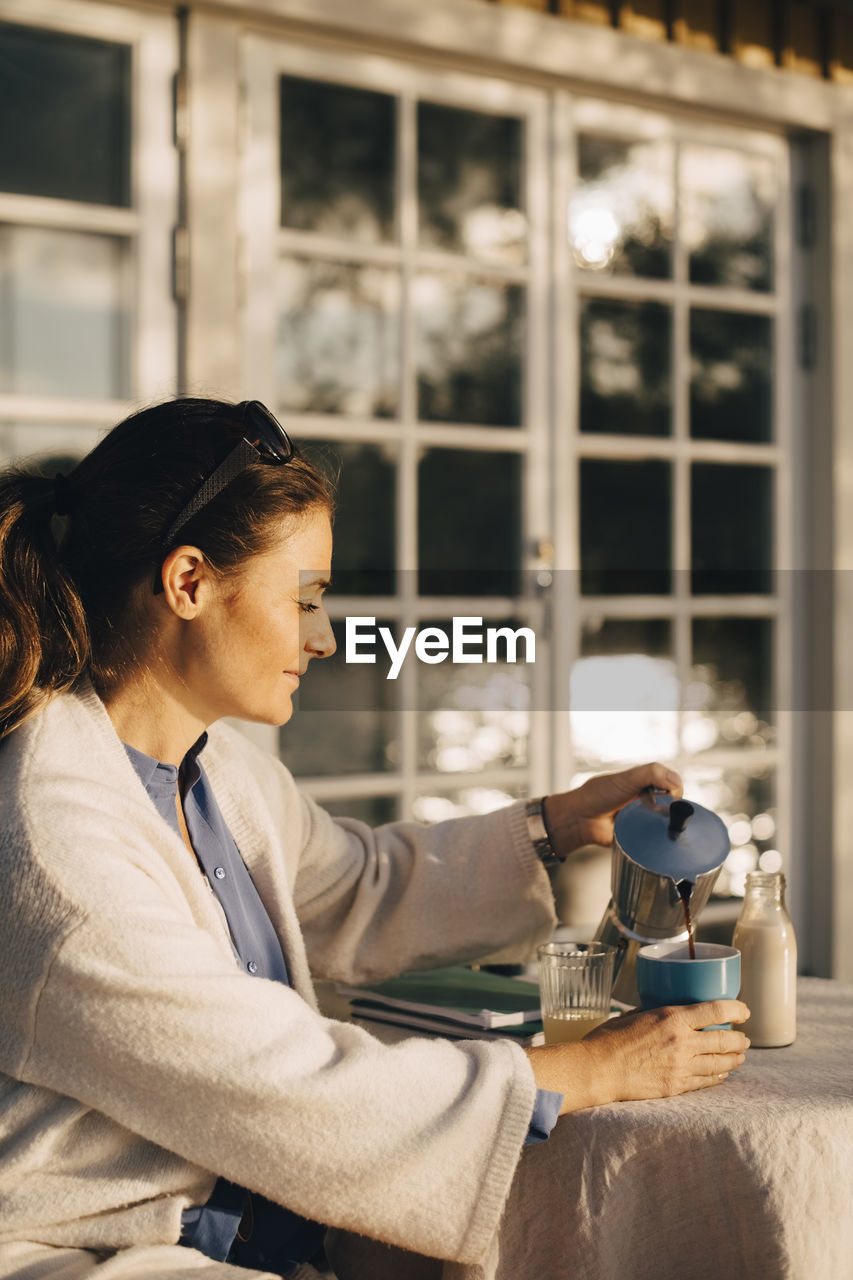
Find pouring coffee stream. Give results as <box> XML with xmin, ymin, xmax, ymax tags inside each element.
<box><xmin>594</xmin><ymin>790</ymin><xmax>730</xmax><ymax>1004</ymax></box>
<box><xmin>669</xmin><ymin>800</ymin><xmax>697</xmax><ymax>960</ymax></box>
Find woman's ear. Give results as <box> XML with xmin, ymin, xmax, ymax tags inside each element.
<box><xmin>158</xmin><ymin>546</ymin><xmax>211</xmax><ymax>619</ymax></box>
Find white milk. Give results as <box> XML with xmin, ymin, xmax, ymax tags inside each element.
<box><xmin>732</xmin><ymin>917</ymin><xmax>797</xmax><ymax>1047</ymax></box>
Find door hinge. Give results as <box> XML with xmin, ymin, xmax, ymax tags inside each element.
<box><xmin>173</xmin><ymin>68</ymin><xmax>189</xmax><ymax>150</ymax></box>
<box><xmin>172</xmin><ymin>225</ymin><xmax>190</xmax><ymax>304</ymax></box>
<box><xmin>797</xmin><ymin>303</ymin><xmax>817</xmax><ymax>370</ymax></box>
<box><xmin>795</xmin><ymin>182</ymin><xmax>816</xmax><ymax>250</ymax></box>
<box><xmin>237</xmin><ymin>80</ymin><xmax>250</xmax><ymax>155</ymax></box>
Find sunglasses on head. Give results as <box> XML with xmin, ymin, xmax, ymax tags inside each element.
<box><xmin>153</xmin><ymin>400</ymin><xmax>295</xmax><ymax>592</ymax></box>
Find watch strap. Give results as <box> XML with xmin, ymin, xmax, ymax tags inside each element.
<box><xmin>525</xmin><ymin>796</ymin><xmax>565</xmax><ymax>867</ymax></box>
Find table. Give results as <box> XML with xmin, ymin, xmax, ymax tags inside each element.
<box><xmin>328</xmin><ymin>978</ymin><xmax>853</xmax><ymax>1280</ymax></box>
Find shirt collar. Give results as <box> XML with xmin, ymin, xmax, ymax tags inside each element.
<box><xmin>123</xmin><ymin>731</ymin><xmax>209</xmax><ymax>794</ymax></box>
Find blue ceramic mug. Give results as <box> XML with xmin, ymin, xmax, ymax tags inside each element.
<box><xmin>636</xmin><ymin>942</ymin><xmax>741</xmax><ymax>1029</ymax></box>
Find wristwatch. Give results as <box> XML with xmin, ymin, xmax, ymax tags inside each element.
<box><xmin>525</xmin><ymin>796</ymin><xmax>565</xmax><ymax>867</ymax></box>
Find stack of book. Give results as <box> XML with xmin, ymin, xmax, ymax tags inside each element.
<box><xmin>336</xmin><ymin>965</ymin><xmax>546</xmax><ymax>1046</ymax></box>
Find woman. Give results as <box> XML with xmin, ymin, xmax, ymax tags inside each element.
<box><xmin>0</xmin><ymin>398</ymin><xmax>749</xmax><ymax>1280</ymax></box>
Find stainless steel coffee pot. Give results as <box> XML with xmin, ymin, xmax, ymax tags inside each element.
<box><xmin>595</xmin><ymin>789</ymin><xmax>730</xmax><ymax>1005</ymax></box>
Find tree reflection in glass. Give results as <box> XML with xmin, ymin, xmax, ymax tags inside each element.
<box><xmin>417</xmin><ymin>102</ymin><xmax>526</xmax><ymax>267</ymax></box>
<box><xmin>280</xmin><ymin>77</ymin><xmax>395</xmax><ymax>243</ymax></box>
<box><xmin>570</xmin><ymin>135</ymin><xmax>673</xmax><ymax>277</ymax></box>
<box><xmin>682</xmin><ymin>146</ymin><xmax>775</xmax><ymax>291</ymax></box>
<box><xmin>691</xmin><ymin>463</ymin><xmax>773</xmax><ymax>595</ymax></box>
<box><xmin>281</xmin><ymin>619</ymin><xmax>399</xmax><ymax>777</ymax></box>
<box><xmin>571</xmin><ymin>618</ymin><xmax>677</xmax><ymax>770</ymax></box>
<box><xmin>684</xmin><ymin>616</ymin><xmax>775</xmax><ymax>755</ymax></box>
<box><xmin>415</xmin><ymin>620</ymin><xmax>530</xmax><ymax>774</ymax></box>
<box><xmin>580</xmin><ymin>297</ymin><xmax>672</xmax><ymax>435</ymax></box>
<box><xmin>277</xmin><ymin>258</ymin><xmax>400</xmax><ymax>418</ymax></box>
<box><xmin>690</xmin><ymin>308</ymin><xmax>773</xmax><ymax>443</ymax></box>
<box><xmin>580</xmin><ymin>459</ymin><xmax>672</xmax><ymax>596</ymax></box>
<box><xmin>418</xmin><ymin>448</ymin><xmax>521</xmax><ymax>597</ymax></box>
<box><xmin>304</xmin><ymin>440</ymin><xmax>395</xmax><ymax>597</ymax></box>
<box><xmin>414</xmin><ymin>273</ymin><xmax>523</xmax><ymax>426</ymax></box>
<box><xmin>413</xmin><ymin>784</ymin><xmax>524</xmax><ymax>824</ymax></box>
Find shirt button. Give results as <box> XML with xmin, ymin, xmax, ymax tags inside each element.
<box><xmin>213</xmin><ymin>866</ymin><xmax>226</xmax><ymax>880</ymax></box>
<box><xmin>247</xmin><ymin>960</ymin><xmax>259</xmax><ymax>974</ymax></box>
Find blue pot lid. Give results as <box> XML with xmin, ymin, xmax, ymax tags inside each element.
<box><xmin>614</xmin><ymin>791</ymin><xmax>730</xmax><ymax>881</ymax></box>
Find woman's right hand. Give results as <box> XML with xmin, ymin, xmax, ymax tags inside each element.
<box><xmin>524</xmin><ymin>1000</ymin><xmax>750</xmax><ymax>1115</ymax></box>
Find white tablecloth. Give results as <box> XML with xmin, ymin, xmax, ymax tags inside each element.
<box><xmin>329</xmin><ymin>977</ymin><xmax>853</xmax><ymax>1280</ymax></box>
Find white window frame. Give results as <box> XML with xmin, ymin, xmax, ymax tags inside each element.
<box><xmin>0</xmin><ymin>0</ymin><xmax>178</xmax><ymax>453</ymax></box>
<box><xmin>239</xmin><ymin>35</ymin><xmax>553</xmax><ymax>819</ymax></box>
<box><xmin>207</xmin><ymin>0</ymin><xmax>851</xmax><ymax>978</ymax></box>
<box><xmin>549</xmin><ymin>95</ymin><xmax>793</xmax><ymax>916</ymax></box>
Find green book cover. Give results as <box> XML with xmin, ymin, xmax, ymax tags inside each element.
<box><xmin>336</xmin><ymin>966</ymin><xmax>542</xmax><ymax>1029</ymax></box>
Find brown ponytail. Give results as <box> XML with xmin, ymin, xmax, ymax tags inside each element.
<box><xmin>0</xmin><ymin>468</ymin><xmax>90</xmax><ymax>737</ymax></box>
<box><xmin>0</xmin><ymin>398</ymin><xmax>334</xmax><ymax>738</ymax></box>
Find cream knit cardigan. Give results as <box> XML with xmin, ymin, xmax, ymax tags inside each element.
<box><xmin>0</xmin><ymin>683</ymin><xmax>557</xmax><ymax>1279</ymax></box>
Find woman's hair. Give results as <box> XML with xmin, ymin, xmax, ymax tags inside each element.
<box><xmin>0</xmin><ymin>397</ymin><xmax>335</xmax><ymax>737</ymax></box>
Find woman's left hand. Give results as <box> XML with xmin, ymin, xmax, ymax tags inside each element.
<box><xmin>542</xmin><ymin>762</ymin><xmax>682</xmax><ymax>857</ymax></box>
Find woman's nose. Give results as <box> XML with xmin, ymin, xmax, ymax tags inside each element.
<box><xmin>305</xmin><ymin>609</ymin><xmax>336</xmax><ymax>660</ymax></box>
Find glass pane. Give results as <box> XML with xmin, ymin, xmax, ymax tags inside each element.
<box><xmin>691</xmin><ymin>464</ymin><xmax>773</xmax><ymax>594</ymax></box>
<box><xmin>0</xmin><ymin>226</ymin><xmax>130</xmax><ymax>399</ymax></box>
<box><xmin>416</xmin><ymin>616</ymin><xmax>531</xmax><ymax>772</ymax></box>
<box><xmin>0</xmin><ymin>22</ymin><xmax>130</xmax><ymax>206</ymax></box>
<box><xmin>414</xmin><ymin>273</ymin><xmax>523</xmax><ymax>427</ymax></box>
<box><xmin>682</xmin><ymin>145</ymin><xmax>775</xmax><ymax>291</ymax></box>
<box><xmin>682</xmin><ymin>763</ymin><xmax>777</xmax><ymax>897</ymax></box>
<box><xmin>690</xmin><ymin>309</ymin><xmax>773</xmax><ymax>443</ymax></box>
<box><xmin>280</xmin><ymin>619</ymin><xmax>399</xmax><ymax>777</ymax></box>
<box><xmin>685</xmin><ymin>617</ymin><xmax>775</xmax><ymax>754</ymax></box>
<box><xmin>413</xmin><ymin>783</ymin><xmax>524</xmax><ymax>824</ymax></box>
<box><xmin>418</xmin><ymin>449</ymin><xmax>522</xmax><ymax>596</ymax></box>
<box><xmin>571</xmin><ymin>618</ymin><xmax>677</xmax><ymax>769</ymax></box>
<box><xmin>277</xmin><ymin>258</ymin><xmax>399</xmax><ymax>417</ymax></box>
<box><xmin>308</xmin><ymin>440</ymin><xmax>395</xmax><ymax>595</ymax></box>
<box><xmin>580</xmin><ymin>298</ymin><xmax>672</xmax><ymax>436</ymax></box>
<box><xmin>320</xmin><ymin>795</ymin><xmax>398</xmax><ymax>826</ymax></box>
<box><xmin>418</xmin><ymin>102</ymin><xmax>526</xmax><ymax>267</ymax></box>
<box><xmin>580</xmin><ymin>459</ymin><xmax>671</xmax><ymax>595</ymax></box>
<box><xmin>570</xmin><ymin>135</ymin><xmax>673</xmax><ymax>277</ymax></box>
<box><xmin>280</xmin><ymin>77</ymin><xmax>395</xmax><ymax>243</ymax></box>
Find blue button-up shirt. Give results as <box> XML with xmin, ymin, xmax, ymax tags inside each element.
<box><xmin>125</xmin><ymin>736</ymin><xmax>561</xmax><ymax>1270</ymax></box>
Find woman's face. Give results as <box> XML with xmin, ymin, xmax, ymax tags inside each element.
<box><xmin>181</xmin><ymin>507</ymin><xmax>335</xmax><ymax>728</ymax></box>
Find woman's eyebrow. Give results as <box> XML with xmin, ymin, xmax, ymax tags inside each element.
<box><xmin>300</xmin><ymin>575</ymin><xmax>332</xmax><ymax>590</ymax></box>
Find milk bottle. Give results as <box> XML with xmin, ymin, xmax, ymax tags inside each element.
<box><xmin>732</xmin><ymin>871</ymin><xmax>797</xmax><ymax>1047</ymax></box>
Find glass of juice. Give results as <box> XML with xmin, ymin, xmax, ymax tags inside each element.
<box><xmin>537</xmin><ymin>941</ymin><xmax>616</xmax><ymax>1044</ymax></box>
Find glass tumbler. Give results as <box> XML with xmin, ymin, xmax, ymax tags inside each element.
<box><xmin>537</xmin><ymin>941</ymin><xmax>616</xmax><ymax>1044</ymax></box>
